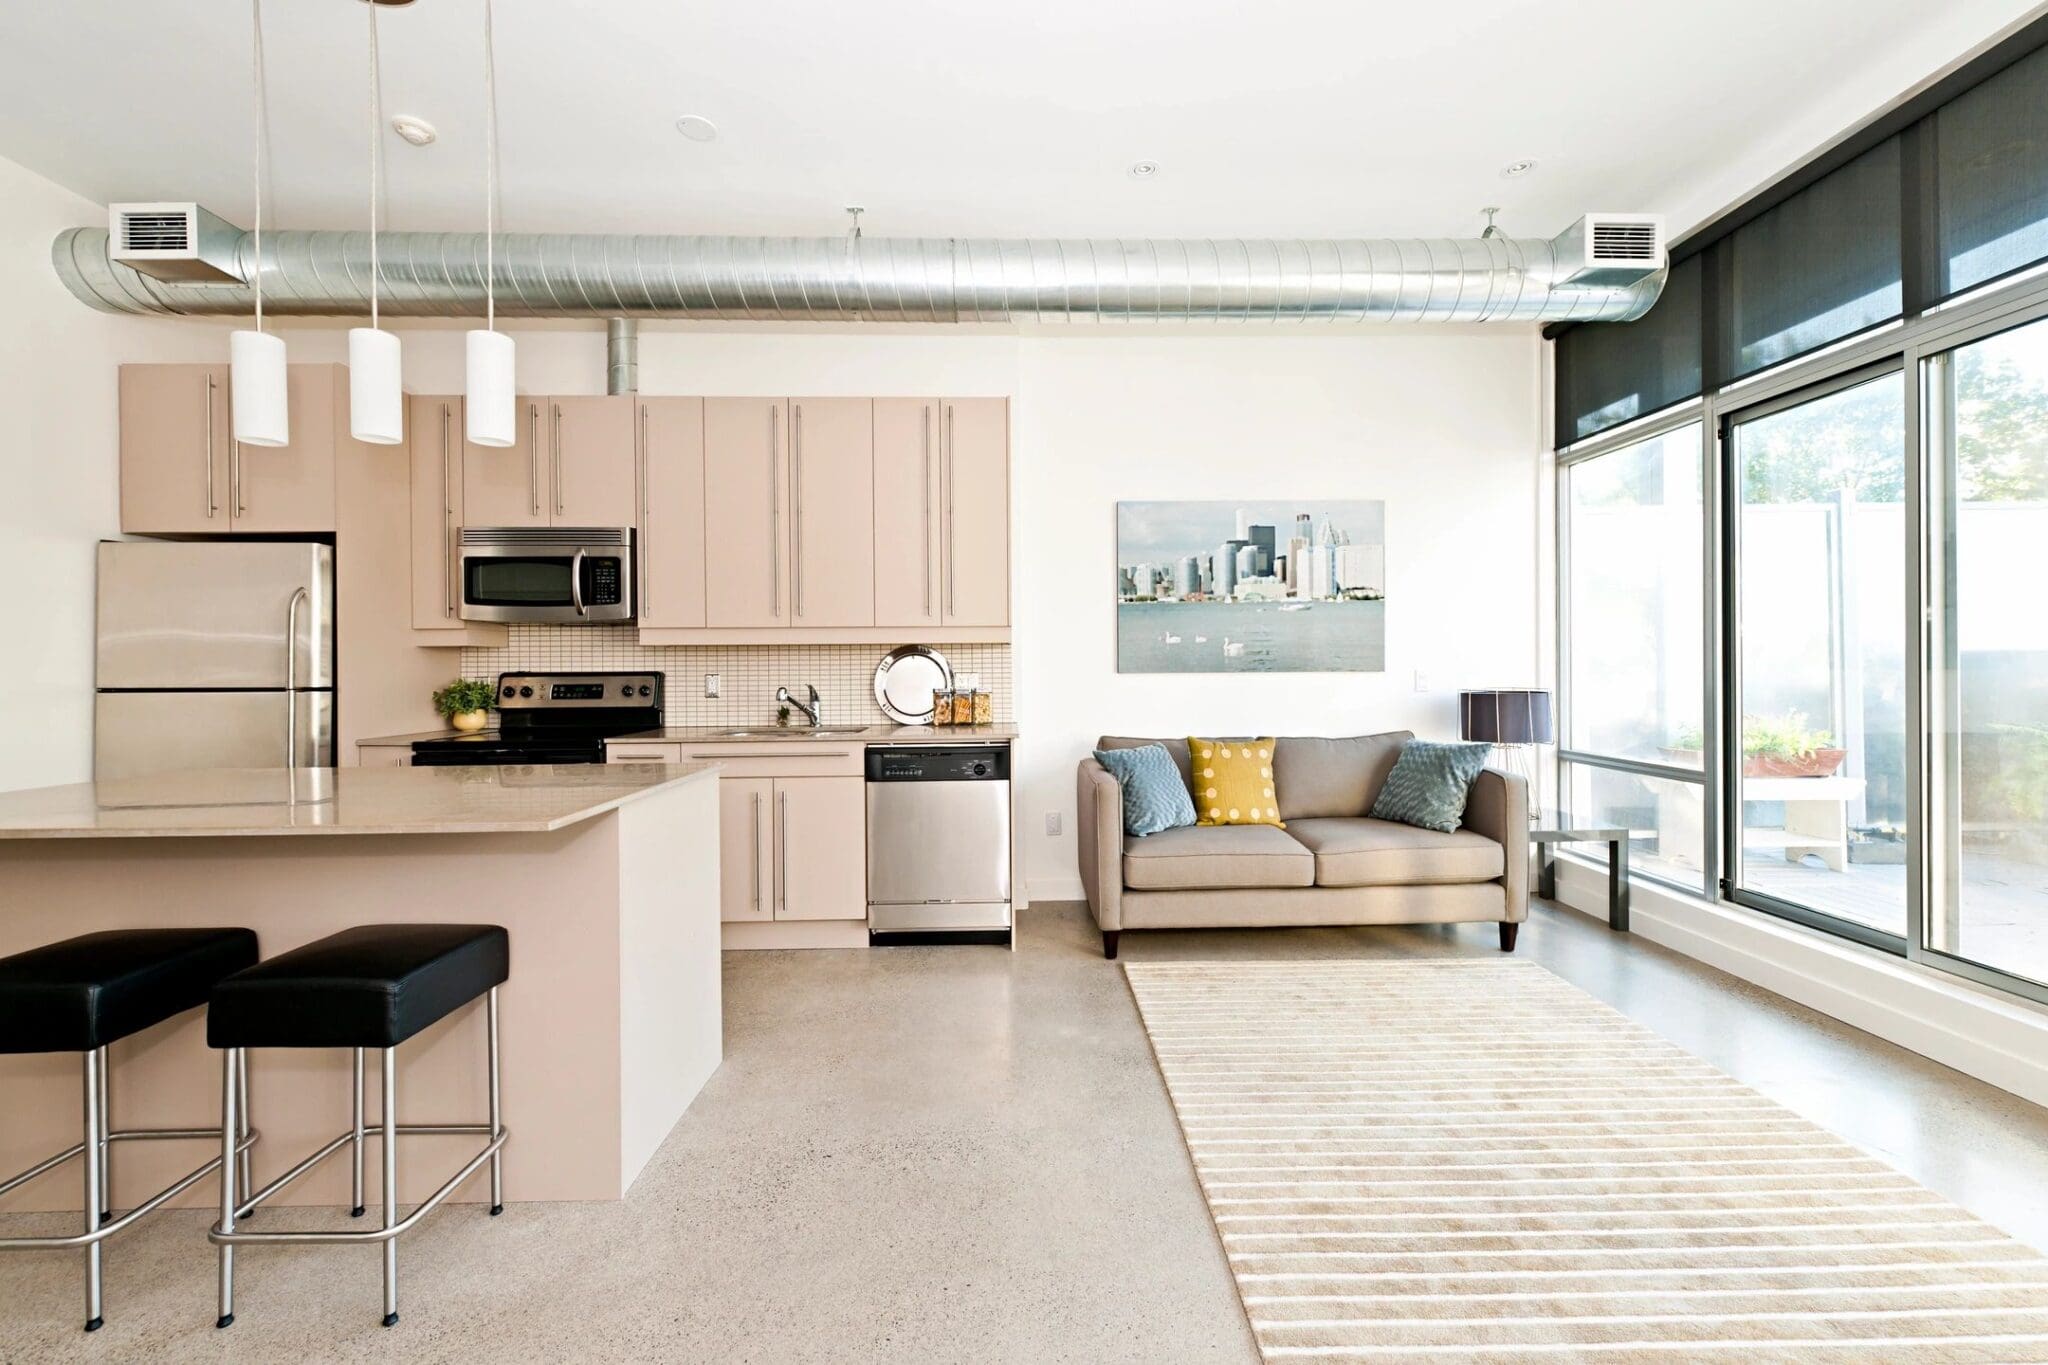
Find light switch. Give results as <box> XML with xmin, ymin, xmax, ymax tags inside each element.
<box><xmin>1046</xmin><ymin>812</ymin><xmax>1062</xmax><ymax>836</ymax></box>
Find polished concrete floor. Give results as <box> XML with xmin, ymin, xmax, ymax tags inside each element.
<box><xmin>5</xmin><ymin>898</ymin><xmax>2048</xmax><ymax>1362</ymax></box>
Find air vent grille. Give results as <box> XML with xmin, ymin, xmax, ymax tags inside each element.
<box><xmin>1591</xmin><ymin>221</ymin><xmax>1659</xmax><ymax>262</ymax></box>
<box><xmin>119</xmin><ymin>210</ymin><xmax>191</xmax><ymax>253</ymax></box>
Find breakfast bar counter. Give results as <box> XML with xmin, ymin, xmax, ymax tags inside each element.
<box><xmin>0</xmin><ymin>764</ymin><xmax>723</xmax><ymax>1210</ymax></box>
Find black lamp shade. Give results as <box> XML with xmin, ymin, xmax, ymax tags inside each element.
<box><xmin>1460</xmin><ymin>689</ymin><xmax>1554</xmax><ymax>745</ymax></box>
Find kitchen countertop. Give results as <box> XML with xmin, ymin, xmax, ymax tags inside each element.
<box><xmin>355</xmin><ymin>728</ymin><xmax>475</xmax><ymax>746</ymax></box>
<box><xmin>606</xmin><ymin>724</ymin><xmax>1018</xmax><ymax>746</ymax></box>
<box><xmin>0</xmin><ymin>763</ymin><xmax>720</xmax><ymax>839</ymax></box>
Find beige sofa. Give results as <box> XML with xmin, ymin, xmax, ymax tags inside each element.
<box><xmin>1077</xmin><ymin>733</ymin><xmax>1528</xmax><ymax>959</ymax></box>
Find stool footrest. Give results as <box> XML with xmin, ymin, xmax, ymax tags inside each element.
<box><xmin>211</xmin><ymin>1125</ymin><xmax>508</xmax><ymax>1247</ymax></box>
<box><xmin>0</xmin><ymin>1130</ymin><xmax>259</xmax><ymax>1252</ymax></box>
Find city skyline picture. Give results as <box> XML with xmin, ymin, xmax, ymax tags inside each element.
<box><xmin>1116</xmin><ymin>499</ymin><xmax>1387</xmax><ymax>673</ymax></box>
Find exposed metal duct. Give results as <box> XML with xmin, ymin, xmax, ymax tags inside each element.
<box><xmin>606</xmin><ymin>318</ymin><xmax>638</xmax><ymax>394</ymax></box>
<box><xmin>55</xmin><ymin>216</ymin><xmax>1665</xmax><ymax>323</ymax></box>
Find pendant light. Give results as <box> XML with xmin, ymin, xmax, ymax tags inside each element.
<box><xmin>230</xmin><ymin>0</ymin><xmax>288</xmax><ymax>448</ymax></box>
<box><xmin>465</xmin><ymin>0</ymin><xmax>514</xmax><ymax>447</ymax></box>
<box><xmin>349</xmin><ymin>0</ymin><xmax>403</xmax><ymax>445</ymax></box>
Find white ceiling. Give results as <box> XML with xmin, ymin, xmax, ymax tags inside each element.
<box><xmin>0</xmin><ymin>0</ymin><xmax>2039</xmax><ymax>244</ymax></box>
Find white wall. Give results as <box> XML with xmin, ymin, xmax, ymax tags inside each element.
<box><xmin>0</xmin><ymin>155</ymin><xmax>229</xmax><ymax>791</ymax></box>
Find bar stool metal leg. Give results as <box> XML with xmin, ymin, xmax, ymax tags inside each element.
<box><xmin>217</xmin><ymin>1048</ymin><xmax>238</xmax><ymax>1329</ymax></box>
<box><xmin>235</xmin><ymin>1049</ymin><xmax>252</xmax><ymax>1215</ymax></box>
<box><xmin>95</xmin><ymin>1047</ymin><xmax>111</xmax><ymax>1223</ymax></box>
<box><xmin>82</xmin><ymin>1050</ymin><xmax>104</xmax><ymax>1332</ymax></box>
<box><xmin>350</xmin><ymin>1048</ymin><xmax>366</xmax><ymax>1218</ymax></box>
<box><xmin>487</xmin><ymin>987</ymin><xmax>503</xmax><ymax>1216</ymax></box>
<box><xmin>381</xmin><ymin>1047</ymin><xmax>398</xmax><ymax>1327</ymax></box>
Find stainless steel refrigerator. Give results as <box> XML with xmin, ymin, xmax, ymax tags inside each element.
<box><xmin>94</xmin><ymin>541</ymin><xmax>334</xmax><ymax>781</ymax></box>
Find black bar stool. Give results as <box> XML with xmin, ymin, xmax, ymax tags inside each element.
<box><xmin>0</xmin><ymin>928</ymin><xmax>259</xmax><ymax>1332</ymax></box>
<box><xmin>206</xmin><ymin>924</ymin><xmax>509</xmax><ymax>1329</ymax></box>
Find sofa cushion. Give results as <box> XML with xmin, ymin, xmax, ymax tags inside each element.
<box><xmin>1092</xmin><ymin>743</ymin><xmax>1197</xmax><ymax>837</ymax></box>
<box><xmin>1099</xmin><ymin>736</ymin><xmax>1194</xmax><ymax>800</ymax></box>
<box><xmin>1287</xmin><ymin>817</ymin><xmax>1505</xmax><ymax>888</ymax></box>
<box><xmin>1188</xmin><ymin>737</ymin><xmax>1284</xmax><ymax>828</ymax></box>
<box><xmin>1274</xmin><ymin>732</ymin><xmax>1413</xmax><ymax>820</ymax></box>
<box><xmin>1370</xmin><ymin>740</ymin><xmax>1494</xmax><ymax>833</ymax></box>
<box><xmin>1122</xmin><ymin>824</ymin><xmax>1316</xmax><ymax>891</ymax></box>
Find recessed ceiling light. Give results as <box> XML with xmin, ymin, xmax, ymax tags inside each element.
<box><xmin>675</xmin><ymin>115</ymin><xmax>719</xmax><ymax>143</ymax></box>
<box><xmin>391</xmin><ymin>114</ymin><xmax>437</xmax><ymax>147</ymax></box>
<box><xmin>1500</xmin><ymin>158</ymin><xmax>1538</xmax><ymax>178</ymax></box>
<box><xmin>1129</xmin><ymin>160</ymin><xmax>1160</xmax><ymax>180</ymax></box>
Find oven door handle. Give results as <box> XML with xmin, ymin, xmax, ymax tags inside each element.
<box><xmin>570</xmin><ymin>547</ymin><xmax>587</xmax><ymax>617</ymax></box>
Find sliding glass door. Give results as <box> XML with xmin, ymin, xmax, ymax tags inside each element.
<box><xmin>1927</xmin><ymin>314</ymin><xmax>2048</xmax><ymax>989</ymax></box>
<box><xmin>1724</xmin><ymin>371</ymin><xmax>1909</xmax><ymax>945</ymax></box>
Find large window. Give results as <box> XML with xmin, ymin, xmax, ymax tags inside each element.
<box><xmin>1929</xmin><ymin>314</ymin><xmax>2048</xmax><ymax>985</ymax></box>
<box><xmin>1560</xmin><ymin>422</ymin><xmax>1704</xmax><ymax>888</ymax></box>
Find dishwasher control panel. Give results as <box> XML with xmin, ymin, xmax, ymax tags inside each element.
<box><xmin>865</xmin><ymin>745</ymin><xmax>1010</xmax><ymax>782</ymax></box>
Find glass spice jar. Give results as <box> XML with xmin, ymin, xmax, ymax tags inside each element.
<box><xmin>971</xmin><ymin>689</ymin><xmax>994</xmax><ymax>726</ymax></box>
<box><xmin>931</xmin><ymin>688</ymin><xmax>955</xmax><ymax>727</ymax></box>
<box><xmin>951</xmin><ymin>689</ymin><xmax>976</xmax><ymax>726</ymax></box>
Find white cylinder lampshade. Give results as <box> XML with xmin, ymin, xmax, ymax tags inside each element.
<box><xmin>228</xmin><ymin>329</ymin><xmax>289</xmax><ymax>447</ymax></box>
<box><xmin>348</xmin><ymin>327</ymin><xmax>404</xmax><ymax>445</ymax></box>
<box><xmin>465</xmin><ymin>329</ymin><xmax>516</xmax><ymax>447</ymax></box>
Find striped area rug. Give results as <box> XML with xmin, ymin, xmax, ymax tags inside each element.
<box><xmin>1124</xmin><ymin>959</ymin><xmax>2048</xmax><ymax>1362</ymax></box>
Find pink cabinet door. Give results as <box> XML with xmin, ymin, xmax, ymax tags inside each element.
<box><xmin>719</xmin><ymin>777</ymin><xmax>773</xmax><ymax>923</ymax></box>
<box><xmin>638</xmin><ymin>397</ymin><xmax>706</xmax><ymax>628</ymax></box>
<box><xmin>462</xmin><ymin>397</ymin><xmax>547</xmax><ymax>527</ymax></box>
<box><xmin>788</xmin><ymin>399</ymin><xmax>874</xmax><ymax>628</ymax></box>
<box><xmin>120</xmin><ymin>364</ymin><xmax>230</xmax><ymax>534</ymax></box>
<box><xmin>872</xmin><ymin>398</ymin><xmax>940</xmax><ymax>628</ymax></box>
<box><xmin>409</xmin><ymin>395</ymin><xmax>465</xmax><ymax>631</ymax></box>
<box><xmin>703</xmin><ymin>398</ymin><xmax>788</xmax><ymax>628</ymax></box>
<box><xmin>231</xmin><ymin>364</ymin><xmax>337</xmax><ymax>533</ymax></box>
<box><xmin>550</xmin><ymin>396</ymin><xmax>637</xmax><ymax>526</ymax></box>
<box><xmin>771</xmin><ymin>776</ymin><xmax>867</xmax><ymax>921</ymax></box>
<box><xmin>940</xmin><ymin>398</ymin><xmax>1010</xmax><ymax>627</ymax></box>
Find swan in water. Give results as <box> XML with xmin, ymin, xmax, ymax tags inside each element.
<box><xmin>1222</xmin><ymin>638</ymin><xmax>1247</xmax><ymax>657</ymax></box>
<box><xmin>1194</xmin><ymin>635</ymin><xmax>1209</xmax><ymax>644</ymax></box>
<box><xmin>1160</xmin><ymin>632</ymin><xmax>1182</xmax><ymax>645</ymax></box>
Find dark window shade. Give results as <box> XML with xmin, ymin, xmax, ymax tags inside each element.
<box><xmin>1725</xmin><ymin>138</ymin><xmax>1902</xmax><ymax>380</ymax></box>
<box><xmin>1936</xmin><ymin>44</ymin><xmax>2048</xmax><ymax>298</ymax></box>
<box><xmin>1555</xmin><ymin>253</ymin><xmax>1703</xmax><ymax>447</ymax></box>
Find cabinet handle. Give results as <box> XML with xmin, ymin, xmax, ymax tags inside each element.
<box><xmin>610</xmin><ymin>749</ymin><xmax>670</xmax><ymax>761</ymax></box>
<box><xmin>750</xmin><ymin>791</ymin><xmax>762</xmax><ymax>911</ymax></box>
<box><xmin>768</xmin><ymin>405</ymin><xmax>781</xmax><ymax>618</ymax></box>
<box><xmin>793</xmin><ymin>403</ymin><xmax>804</xmax><ymax>619</ymax></box>
<box><xmin>204</xmin><ymin>373</ymin><xmax>218</xmax><ymax>518</ymax></box>
<box><xmin>442</xmin><ymin>403</ymin><xmax>456</xmax><ymax>618</ymax></box>
<box><xmin>687</xmin><ymin>750</ymin><xmax>853</xmax><ymax>759</ymax></box>
<box><xmin>552</xmin><ymin>403</ymin><xmax>564</xmax><ymax>515</ymax></box>
<box><xmin>527</xmin><ymin>403</ymin><xmax>540</xmax><ymax>516</ymax></box>
<box><xmin>637</xmin><ymin>404</ymin><xmax>649</xmax><ymax>614</ymax></box>
<box><xmin>922</xmin><ymin>405</ymin><xmax>932</xmax><ymax>616</ymax></box>
<box><xmin>777</xmin><ymin>789</ymin><xmax>788</xmax><ymax>914</ymax></box>
<box><xmin>284</xmin><ymin>586</ymin><xmax>307</xmax><ymax>767</ymax></box>
<box><xmin>945</xmin><ymin>403</ymin><xmax>956</xmax><ymax>617</ymax></box>
<box><xmin>232</xmin><ymin>439</ymin><xmax>246</xmax><ymax>517</ymax></box>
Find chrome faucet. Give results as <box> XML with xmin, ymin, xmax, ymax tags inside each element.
<box><xmin>776</xmin><ymin>684</ymin><xmax>822</xmax><ymax>727</ymax></box>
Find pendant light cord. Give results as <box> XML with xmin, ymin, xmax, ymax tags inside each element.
<box><xmin>484</xmin><ymin>0</ymin><xmax>498</xmax><ymax>333</ymax></box>
<box><xmin>250</xmin><ymin>0</ymin><xmax>269</xmax><ymax>334</ymax></box>
<box><xmin>367</xmin><ymin>0</ymin><xmax>382</xmax><ymax>334</ymax></box>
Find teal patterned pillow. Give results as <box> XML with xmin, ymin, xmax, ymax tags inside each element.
<box><xmin>1369</xmin><ymin>740</ymin><xmax>1493</xmax><ymax>833</ymax></box>
<box><xmin>1094</xmin><ymin>744</ymin><xmax>1197</xmax><ymax>837</ymax></box>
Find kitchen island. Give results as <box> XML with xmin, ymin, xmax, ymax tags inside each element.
<box><xmin>0</xmin><ymin>763</ymin><xmax>721</xmax><ymax>1209</ymax></box>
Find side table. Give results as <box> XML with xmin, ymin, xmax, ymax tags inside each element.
<box><xmin>1531</xmin><ymin>824</ymin><xmax>1630</xmax><ymax>931</ymax></box>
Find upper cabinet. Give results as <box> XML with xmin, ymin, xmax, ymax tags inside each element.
<box><xmin>409</xmin><ymin>394</ymin><xmax>463</xmax><ymax>631</ymax></box>
<box><xmin>120</xmin><ymin>363</ymin><xmax>336</xmax><ymax>535</ymax></box>
<box><xmin>462</xmin><ymin>396</ymin><xmax>637</xmax><ymax>529</ymax></box>
<box><xmin>637</xmin><ymin>397</ymin><xmax>706</xmax><ymax>629</ymax></box>
<box><xmin>788</xmin><ymin>399</ymin><xmax>874</xmax><ymax>628</ymax></box>
<box><xmin>703</xmin><ymin>398</ymin><xmax>787</xmax><ymax>628</ymax></box>
<box><xmin>874</xmin><ymin>397</ymin><xmax>1008</xmax><ymax>630</ymax></box>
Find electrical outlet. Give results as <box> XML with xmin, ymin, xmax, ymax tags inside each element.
<box><xmin>1413</xmin><ymin>670</ymin><xmax>1430</xmax><ymax>693</ymax></box>
<box><xmin>1046</xmin><ymin>812</ymin><xmax>1063</xmax><ymax>836</ymax></box>
<box><xmin>704</xmin><ymin>673</ymin><xmax>721</xmax><ymax>698</ymax></box>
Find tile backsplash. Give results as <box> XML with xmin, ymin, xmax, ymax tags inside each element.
<box><xmin>460</xmin><ymin>627</ymin><xmax>1012</xmax><ymax>728</ymax></box>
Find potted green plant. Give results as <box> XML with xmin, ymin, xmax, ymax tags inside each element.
<box><xmin>432</xmin><ymin>678</ymin><xmax>498</xmax><ymax>734</ymax></box>
<box><xmin>1663</xmin><ymin>712</ymin><xmax>1846</xmax><ymax>778</ymax></box>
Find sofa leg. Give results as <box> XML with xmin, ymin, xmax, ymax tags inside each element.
<box><xmin>1499</xmin><ymin>922</ymin><xmax>1519</xmax><ymax>953</ymax></box>
<box><xmin>1102</xmin><ymin>930</ymin><xmax>1120</xmax><ymax>960</ymax></box>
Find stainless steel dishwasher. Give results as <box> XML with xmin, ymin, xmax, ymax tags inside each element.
<box><xmin>866</xmin><ymin>745</ymin><xmax>1012</xmax><ymax>944</ymax></box>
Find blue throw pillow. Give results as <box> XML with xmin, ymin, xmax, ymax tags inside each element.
<box><xmin>1369</xmin><ymin>740</ymin><xmax>1493</xmax><ymax>833</ymax></box>
<box><xmin>1094</xmin><ymin>744</ymin><xmax>1197</xmax><ymax>837</ymax></box>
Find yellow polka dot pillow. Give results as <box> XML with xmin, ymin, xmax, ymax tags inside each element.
<box><xmin>1186</xmin><ymin>737</ymin><xmax>1284</xmax><ymax>828</ymax></box>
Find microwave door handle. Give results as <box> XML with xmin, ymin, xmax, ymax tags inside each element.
<box><xmin>570</xmin><ymin>547</ymin><xmax>587</xmax><ymax>617</ymax></box>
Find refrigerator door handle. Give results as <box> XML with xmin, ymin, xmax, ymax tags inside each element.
<box><xmin>284</xmin><ymin>587</ymin><xmax>308</xmax><ymax>767</ymax></box>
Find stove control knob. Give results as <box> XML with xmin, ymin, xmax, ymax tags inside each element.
<box><xmin>621</xmin><ymin>684</ymin><xmax>634</xmax><ymax>697</ymax></box>
<box><xmin>637</xmin><ymin>685</ymin><xmax>652</xmax><ymax>697</ymax></box>
<box><xmin>519</xmin><ymin>686</ymin><xmax>534</xmax><ymax>699</ymax></box>
<box><xmin>502</xmin><ymin>686</ymin><xmax>516</xmax><ymax>699</ymax></box>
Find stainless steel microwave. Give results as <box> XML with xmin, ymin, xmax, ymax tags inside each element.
<box><xmin>458</xmin><ymin>527</ymin><xmax>634</xmax><ymax>624</ymax></box>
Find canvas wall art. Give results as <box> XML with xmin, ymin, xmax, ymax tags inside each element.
<box><xmin>1116</xmin><ymin>500</ymin><xmax>1386</xmax><ymax>673</ymax></box>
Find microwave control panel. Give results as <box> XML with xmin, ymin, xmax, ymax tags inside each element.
<box><xmin>584</xmin><ymin>556</ymin><xmax>624</xmax><ymax>606</ymax></box>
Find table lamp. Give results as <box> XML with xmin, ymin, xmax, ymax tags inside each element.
<box><xmin>1460</xmin><ymin>688</ymin><xmax>1554</xmax><ymax>821</ymax></box>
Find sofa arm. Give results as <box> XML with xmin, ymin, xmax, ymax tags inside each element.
<box><xmin>1077</xmin><ymin>757</ymin><xmax>1125</xmax><ymax>931</ymax></box>
<box><xmin>1462</xmin><ymin>768</ymin><xmax>1529</xmax><ymax>922</ymax></box>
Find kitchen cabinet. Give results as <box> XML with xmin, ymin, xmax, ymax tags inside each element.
<box><xmin>119</xmin><ymin>363</ymin><xmax>336</xmax><ymax>535</ymax></box>
<box><xmin>769</xmin><ymin>776</ymin><xmax>866</xmax><ymax>921</ymax></box>
<box><xmin>703</xmin><ymin>398</ymin><xmax>788</xmax><ymax>628</ymax></box>
<box><xmin>717</xmin><ymin>776</ymin><xmax>773</xmax><ymax>923</ymax></box>
<box><xmin>872</xmin><ymin>399</ymin><xmax>940</xmax><ymax>626</ymax></box>
<box><xmin>637</xmin><ymin>397</ymin><xmax>706</xmax><ymax>628</ymax></box>
<box><xmin>549</xmin><ymin>397</ymin><xmax>638</xmax><ymax>525</ymax></box>
<box><xmin>938</xmin><ymin>398</ymin><xmax>1009</xmax><ymax>627</ymax></box>
<box><xmin>461</xmin><ymin>398</ymin><xmax>547</xmax><ymax>527</ymax></box>
<box><xmin>787</xmin><ymin>399</ymin><xmax>874</xmax><ymax>628</ymax></box>
<box><xmin>409</xmin><ymin>394</ymin><xmax>464</xmax><ymax>632</ymax></box>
